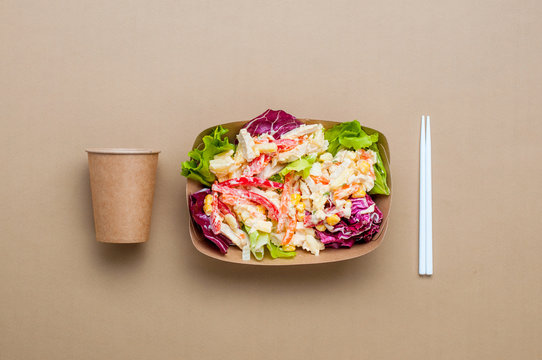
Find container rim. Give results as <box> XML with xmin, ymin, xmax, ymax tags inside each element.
<box><xmin>85</xmin><ymin>148</ymin><xmax>161</xmax><ymax>155</ymax></box>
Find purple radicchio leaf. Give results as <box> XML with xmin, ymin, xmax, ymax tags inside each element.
<box><xmin>241</xmin><ymin>109</ymin><xmax>303</xmax><ymax>139</ymax></box>
<box><xmin>315</xmin><ymin>194</ymin><xmax>383</xmax><ymax>248</ymax></box>
<box><xmin>189</xmin><ymin>188</ymin><xmax>232</xmax><ymax>254</ymax></box>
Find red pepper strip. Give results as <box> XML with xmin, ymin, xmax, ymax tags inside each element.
<box><xmin>212</xmin><ymin>183</ymin><xmax>279</xmax><ymax>221</ymax></box>
<box><xmin>210</xmin><ymin>191</ymin><xmax>222</xmax><ymax>234</ymax></box>
<box><xmin>220</xmin><ymin>176</ymin><xmax>283</xmax><ymax>190</ymax></box>
<box><xmin>217</xmin><ymin>198</ymin><xmax>233</xmax><ymax>216</ymax></box>
<box><xmin>243</xmin><ymin>154</ymin><xmax>272</xmax><ymax>177</ymax></box>
<box><xmin>282</xmin><ymin>216</ymin><xmax>296</xmax><ymax>245</ymax></box>
<box><xmin>275</xmin><ymin>138</ymin><xmax>300</xmax><ymax>152</ymax></box>
<box><xmin>277</xmin><ymin>173</ymin><xmax>293</xmax><ymax>232</ymax></box>
<box><xmin>220</xmin><ymin>193</ymin><xmax>254</xmax><ymax>207</ymax></box>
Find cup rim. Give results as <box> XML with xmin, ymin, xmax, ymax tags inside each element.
<box><xmin>86</xmin><ymin>148</ymin><xmax>161</xmax><ymax>155</ymax></box>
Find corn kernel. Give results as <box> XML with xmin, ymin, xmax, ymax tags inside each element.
<box><xmin>296</xmin><ymin>212</ymin><xmax>305</xmax><ymax>222</ymax></box>
<box><xmin>256</xmin><ymin>205</ymin><xmax>266</xmax><ymax>214</ymax></box>
<box><xmin>204</xmin><ymin>194</ymin><xmax>213</xmax><ymax>206</ymax></box>
<box><xmin>203</xmin><ymin>194</ymin><xmax>213</xmax><ymax>215</ymax></box>
<box><xmin>282</xmin><ymin>244</ymin><xmax>296</xmax><ymax>252</ymax></box>
<box><xmin>295</xmin><ymin>202</ymin><xmax>305</xmax><ymax>212</ymax></box>
<box><xmin>325</xmin><ymin>214</ymin><xmax>340</xmax><ymax>226</ymax></box>
<box><xmin>290</xmin><ymin>193</ymin><xmax>301</xmax><ymax>204</ymax></box>
<box><xmin>352</xmin><ymin>188</ymin><xmax>366</xmax><ymax>198</ymax></box>
<box><xmin>315</xmin><ymin>224</ymin><xmax>326</xmax><ymax>231</ymax></box>
<box><xmin>359</xmin><ymin>161</ymin><xmax>370</xmax><ymax>174</ymax></box>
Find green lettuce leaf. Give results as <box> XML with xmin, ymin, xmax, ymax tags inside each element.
<box><xmin>278</xmin><ymin>155</ymin><xmax>317</xmax><ymax>179</ymax></box>
<box><xmin>368</xmin><ymin>143</ymin><xmax>390</xmax><ymax>195</ymax></box>
<box><xmin>244</xmin><ymin>225</ymin><xmax>269</xmax><ymax>261</ymax></box>
<box><xmin>181</xmin><ymin>126</ymin><xmax>235</xmax><ymax>186</ymax></box>
<box><xmin>324</xmin><ymin>120</ymin><xmax>379</xmax><ymax>156</ymax></box>
<box><xmin>268</xmin><ymin>173</ymin><xmax>284</xmax><ymax>183</ymax></box>
<box><xmin>266</xmin><ymin>241</ymin><xmax>296</xmax><ymax>259</ymax></box>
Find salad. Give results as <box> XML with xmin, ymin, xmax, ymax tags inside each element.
<box><xmin>182</xmin><ymin>109</ymin><xmax>390</xmax><ymax>261</ymax></box>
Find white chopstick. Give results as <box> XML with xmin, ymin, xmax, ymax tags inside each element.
<box><xmin>425</xmin><ymin>116</ymin><xmax>433</xmax><ymax>275</ymax></box>
<box><xmin>419</xmin><ymin>116</ymin><xmax>426</xmax><ymax>275</ymax></box>
<box><xmin>419</xmin><ymin>115</ymin><xmax>433</xmax><ymax>276</ymax></box>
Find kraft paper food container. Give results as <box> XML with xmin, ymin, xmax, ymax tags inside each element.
<box><xmin>186</xmin><ymin>119</ymin><xmax>392</xmax><ymax>265</ymax></box>
<box><xmin>87</xmin><ymin>148</ymin><xmax>160</xmax><ymax>244</ymax></box>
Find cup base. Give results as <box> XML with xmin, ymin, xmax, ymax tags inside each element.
<box><xmin>97</xmin><ymin>238</ymin><xmax>148</xmax><ymax>244</ymax></box>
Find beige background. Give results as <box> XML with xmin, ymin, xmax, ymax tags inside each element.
<box><xmin>1</xmin><ymin>0</ymin><xmax>541</xmax><ymax>359</ymax></box>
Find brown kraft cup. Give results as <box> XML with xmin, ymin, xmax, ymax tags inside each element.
<box><xmin>86</xmin><ymin>148</ymin><xmax>160</xmax><ymax>243</ymax></box>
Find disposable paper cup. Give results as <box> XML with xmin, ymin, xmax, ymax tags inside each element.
<box><xmin>86</xmin><ymin>148</ymin><xmax>160</xmax><ymax>243</ymax></box>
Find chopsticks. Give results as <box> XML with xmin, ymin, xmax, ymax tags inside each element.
<box><xmin>419</xmin><ymin>115</ymin><xmax>433</xmax><ymax>276</ymax></box>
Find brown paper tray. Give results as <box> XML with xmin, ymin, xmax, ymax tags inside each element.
<box><xmin>186</xmin><ymin>119</ymin><xmax>392</xmax><ymax>265</ymax></box>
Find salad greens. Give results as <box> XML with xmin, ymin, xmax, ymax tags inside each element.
<box><xmin>184</xmin><ymin>110</ymin><xmax>389</xmax><ymax>261</ymax></box>
<box><xmin>244</xmin><ymin>225</ymin><xmax>270</xmax><ymax>260</ymax></box>
<box><xmin>188</xmin><ymin>188</ymin><xmax>232</xmax><ymax>253</ymax></box>
<box><xmin>368</xmin><ymin>143</ymin><xmax>390</xmax><ymax>195</ymax></box>
<box><xmin>267</xmin><ymin>173</ymin><xmax>284</xmax><ymax>183</ymax></box>
<box><xmin>324</xmin><ymin>120</ymin><xmax>379</xmax><ymax>156</ymax></box>
<box><xmin>244</xmin><ymin>225</ymin><xmax>296</xmax><ymax>259</ymax></box>
<box><xmin>181</xmin><ymin>126</ymin><xmax>234</xmax><ymax>186</ymax></box>
<box><xmin>324</xmin><ymin>121</ymin><xmax>389</xmax><ymax>195</ymax></box>
<box><xmin>315</xmin><ymin>195</ymin><xmax>383</xmax><ymax>248</ymax></box>
<box><xmin>278</xmin><ymin>154</ymin><xmax>317</xmax><ymax>179</ymax></box>
<box><xmin>266</xmin><ymin>241</ymin><xmax>296</xmax><ymax>258</ymax></box>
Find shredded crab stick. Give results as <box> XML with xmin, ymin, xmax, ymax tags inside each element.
<box><xmin>254</xmin><ymin>137</ymin><xmax>300</xmax><ymax>152</ymax></box>
<box><xmin>253</xmin><ymin>138</ymin><xmax>268</xmax><ymax>144</ymax></box>
<box><xmin>282</xmin><ymin>217</ymin><xmax>296</xmax><ymax>245</ymax></box>
<box><xmin>277</xmin><ymin>173</ymin><xmax>299</xmax><ymax>245</ymax></box>
<box><xmin>220</xmin><ymin>193</ymin><xmax>257</xmax><ymax>207</ymax></box>
<box><xmin>219</xmin><ymin>201</ymin><xmax>246</xmax><ymax>240</ymax></box>
<box><xmin>212</xmin><ymin>182</ymin><xmax>280</xmax><ymax>220</ymax></box>
<box><xmin>210</xmin><ymin>191</ymin><xmax>222</xmax><ymax>234</ymax></box>
<box><xmin>275</xmin><ymin>138</ymin><xmax>301</xmax><ymax>152</ymax></box>
<box><xmin>333</xmin><ymin>183</ymin><xmax>361</xmax><ymax>201</ymax></box>
<box><xmin>310</xmin><ymin>175</ymin><xmax>329</xmax><ymax>185</ymax></box>
<box><xmin>303</xmin><ymin>213</ymin><xmax>318</xmax><ymax>228</ymax></box>
<box><xmin>277</xmin><ymin>173</ymin><xmax>293</xmax><ymax>231</ymax></box>
<box><xmin>358</xmin><ymin>149</ymin><xmax>373</xmax><ymax>161</ymax></box>
<box><xmin>243</xmin><ymin>154</ymin><xmax>272</xmax><ymax>177</ymax></box>
<box><xmin>282</xmin><ymin>192</ymin><xmax>298</xmax><ymax>244</ymax></box>
<box><xmin>220</xmin><ymin>176</ymin><xmax>283</xmax><ymax>190</ymax></box>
